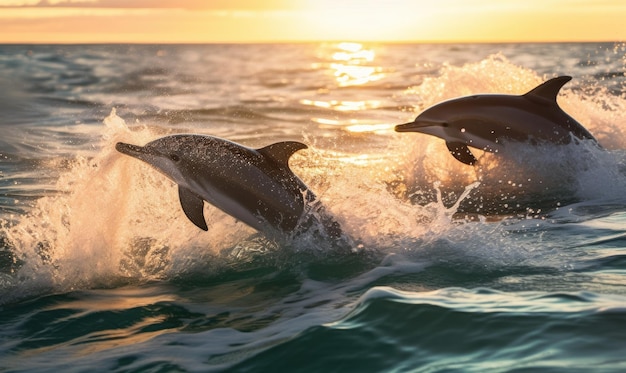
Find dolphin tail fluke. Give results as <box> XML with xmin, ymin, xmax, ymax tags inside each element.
<box><xmin>523</xmin><ymin>76</ymin><xmax>571</xmax><ymax>103</ymax></box>
<box><xmin>446</xmin><ymin>141</ymin><xmax>477</xmax><ymax>165</ymax></box>
<box><xmin>178</xmin><ymin>186</ymin><xmax>208</xmax><ymax>231</ymax></box>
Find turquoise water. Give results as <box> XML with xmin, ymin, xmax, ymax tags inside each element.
<box><xmin>1</xmin><ymin>43</ymin><xmax>626</xmax><ymax>372</ymax></box>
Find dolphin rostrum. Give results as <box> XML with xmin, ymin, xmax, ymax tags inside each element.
<box><xmin>116</xmin><ymin>135</ymin><xmax>341</xmax><ymax>238</ymax></box>
<box><xmin>395</xmin><ymin>76</ymin><xmax>597</xmax><ymax>165</ymax></box>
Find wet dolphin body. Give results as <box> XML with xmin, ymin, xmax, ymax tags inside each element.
<box><xmin>395</xmin><ymin>76</ymin><xmax>597</xmax><ymax>165</ymax></box>
<box><xmin>116</xmin><ymin>135</ymin><xmax>341</xmax><ymax>238</ymax></box>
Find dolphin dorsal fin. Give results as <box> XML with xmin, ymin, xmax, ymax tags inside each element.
<box><xmin>523</xmin><ymin>76</ymin><xmax>572</xmax><ymax>103</ymax></box>
<box><xmin>257</xmin><ymin>141</ymin><xmax>308</xmax><ymax>167</ymax></box>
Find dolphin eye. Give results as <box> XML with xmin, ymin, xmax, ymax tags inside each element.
<box><xmin>170</xmin><ymin>154</ymin><xmax>181</xmax><ymax>162</ymax></box>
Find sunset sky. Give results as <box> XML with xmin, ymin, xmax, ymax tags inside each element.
<box><xmin>0</xmin><ymin>0</ymin><xmax>625</xmax><ymax>44</ymax></box>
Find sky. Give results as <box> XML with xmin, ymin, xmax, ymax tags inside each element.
<box><xmin>0</xmin><ymin>0</ymin><xmax>625</xmax><ymax>43</ymax></box>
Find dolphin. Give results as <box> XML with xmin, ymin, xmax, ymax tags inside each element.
<box><xmin>395</xmin><ymin>76</ymin><xmax>597</xmax><ymax>165</ymax></box>
<box><xmin>116</xmin><ymin>135</ymin><xmax>341</xmax><ymax>238</ymax></box>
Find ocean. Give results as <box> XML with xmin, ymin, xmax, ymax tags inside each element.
<box><xmin>1</xmin><ymin>42</ymin><xmax>626</xmax><ymax>372</ymax></box>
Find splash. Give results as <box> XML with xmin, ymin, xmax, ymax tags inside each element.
<box><xmin>294</xmin><ymin>137</ymin><xmax>482</xmax><ymax>252</ymax></box>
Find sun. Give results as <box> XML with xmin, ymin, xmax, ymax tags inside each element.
<box><xmin>300</xmin><ymin>0</ymin><xmax>436</xmax><ymax>42</ymax></box>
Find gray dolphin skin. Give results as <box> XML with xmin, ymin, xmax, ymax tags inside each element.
<box><xmin>395</xmin><ymin>76</ymin><xmax>597</xmax><ymax>165</ymax></box>
<box><xmin>116</xmin><ymin>135</ymin><xmax>341</xmax><ymax>238</ymax></box>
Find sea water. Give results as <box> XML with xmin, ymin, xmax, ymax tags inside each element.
<box><xmin>1</xmin><ymin>42</ymin><xmax>626</xmax><ymax>372</ymax></box>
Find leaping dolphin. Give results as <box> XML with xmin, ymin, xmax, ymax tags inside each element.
<box><xmin>395</xmin><ymin>76</ymin><xmax>597</xmax><ymax>165</ymax></box>
<box><xmin>116</xmin><ymin>135</ymin><xmax>341</xmax><ymax>238</ymax></box>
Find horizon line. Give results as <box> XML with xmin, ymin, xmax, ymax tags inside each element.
<box><xmin>0</xmin><ymin>39</ymin><xmax>623</xmax><ymax>45</ymax></box>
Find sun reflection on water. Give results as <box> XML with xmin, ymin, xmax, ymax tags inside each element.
<box><xmin>330</xmin><ymin>42</ymin><xmax>384</xmax><ymax>87</ymax></box>
<box><xmin>344</xmin><ymin>123</ymin><xmax>395</xmax><ymax>134</ymax></box>
<box><xmin>332</xmin><ymin>42</ymin><xmax>375</xmax><ymax>61</ymax></box>
<box><xmin>300</xmin><ymin>98</ymin><xmax>381</xmax><ymax>111</ymax></box>
<box><xmin>301</xmin><ymin>42</ymin><xmax>395</xmax><ymax>136</ymax></box>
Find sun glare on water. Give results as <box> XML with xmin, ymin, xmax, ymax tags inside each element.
<box><xmin>330</xmin><ymin>42</ymin><xmax>384</xmax><ymax>87</ymax></box>
<box><xmin>301</xmin><ymin>42</ymin><xmax>396</xmax><ymax>139</ymax></box>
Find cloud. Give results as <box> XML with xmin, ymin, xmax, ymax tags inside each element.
<box><xmin>0</xmin><ymin>0</ymin><xmax>297</xmax><ymax>9</ymax></box>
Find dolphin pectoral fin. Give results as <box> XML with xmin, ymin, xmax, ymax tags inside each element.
<box><xmin>257</xmin><ymin>141</ymin><xmax>308</xmax><ymax>167</ymax></box>
<box><xmin>523</xmin><ymin>76</ymin><xmax>571</xmax><ymax>104</ymax></box>
<box><xmin>178</xmin><ymin>186</ymin><xmax>208</xmax><ymax>231</ymax></box>
<box><xmin>446</xmin><ymin>141</ymin><xmax>478</xmax><ymax>165</ymax></box>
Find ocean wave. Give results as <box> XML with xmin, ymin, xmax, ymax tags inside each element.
<box><xmin>227</xmin><ymin>287</ymin><xmax>626</xmax><ymax>372</ymax></box>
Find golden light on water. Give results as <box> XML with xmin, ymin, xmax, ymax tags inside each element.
<box><xmin>301</xmin><ymin>42</ymin><xmax>395</xmax><ymax>135</ymax></box>
<box><xmin>344</xmin><ymin>123</ymin><xmax>396</xmax><ymax>134</ymax></box>
<box><xmin>332</xmin><ymin>42</ymin><xmax>375</xmax><ymax>61</ymax></box>
<box><xmin>332</xmin><ymin>64</ymin><xmax>384</xmax><ymax>87</ymax></box>
<box><xmin>319</xmin><ymin>149</ymin><xmax>390</xmax><ymax>167</ymax></box>
<box><xmin>311</xmin><ymin>118</ymin><xmax>395</xmax><ymax>135</ymax></box>
<box><xmin>330</xmin><ymin>42</ymin><xmax>384</xmax><ymax>87</ymax></box>
<box><xmin>300</xmin><ymin>99</ymin><xmax>381</xmax><ymax>112</ymax></box>
<box><xmin>335</xmin><ymin>153</ymin><xmax>378</xmax><ymax>166</ymax></box>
